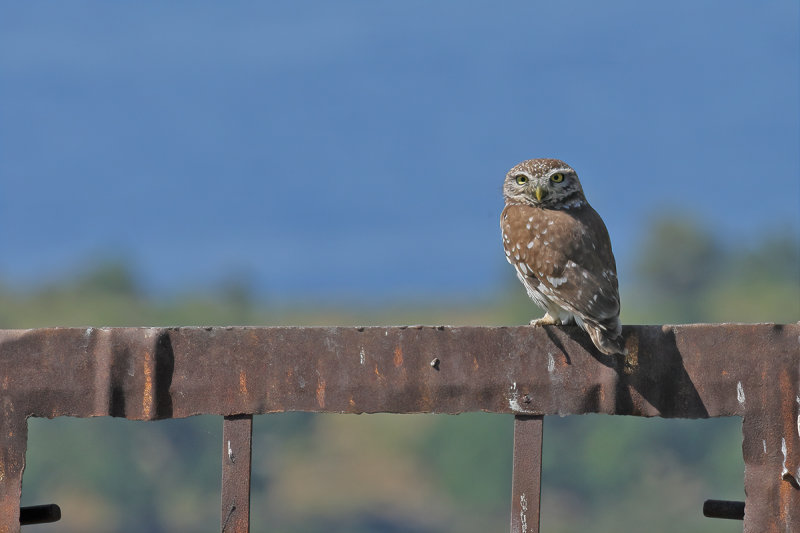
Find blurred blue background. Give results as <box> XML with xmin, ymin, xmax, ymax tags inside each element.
<box><xmin>2</xmin><ymin>1</ymin><xmax>797</xmax><ymax>302</ymax></box>
<box><xmin>3</xmin><ymin>2</ymin><xmax>798</xmax><ymax>533</ymax></box>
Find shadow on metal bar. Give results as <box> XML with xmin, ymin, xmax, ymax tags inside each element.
<box><xmin>1</xmin><ymin>324</ymin><xmax>798</xmax><ymax>533</ymax></box>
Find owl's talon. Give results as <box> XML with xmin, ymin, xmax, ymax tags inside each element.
<box><xmin>529</xmin><ymin>315</ymin><xmax>559</xmax><ymax>326</ymax></box>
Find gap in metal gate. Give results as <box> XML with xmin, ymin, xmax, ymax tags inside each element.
<box><xmin>22</xmin><ymin>414</ymin><xmax>743</xmax><ymax>532</ymax></box>
<box><xmin>539</xmin><ymin>415</ymin><xmax>743</xmax><ymax>533</ymax></box>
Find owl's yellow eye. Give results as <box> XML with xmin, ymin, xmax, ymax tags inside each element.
<box><xmin>550</xmin><ymin>173</ymin><xmax>565</xmax><ymax>183</ymax></box>
<box><xmin>515</xmin><ymin>175</ymin><xmax>528</xmax><ymax>185</ymax></box>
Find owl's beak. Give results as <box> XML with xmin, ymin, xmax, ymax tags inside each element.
<box><xmin>534</xmin><ymin>186</ymin><xmax>547</xmax><ymax>202</ymax></box>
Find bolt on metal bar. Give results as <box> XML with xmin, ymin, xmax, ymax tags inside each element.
<box><xmin>703</xmin><ymin>499</ymin><xmax>745</xmax><ymax>520</ymax></box>
<box><xmin>19</xmin><ymin>504</ymin><xmax>61</xmax><ymax>526</ymax></box>
<box><xmin>510</xmin><ymin>415</ymin><xmax>543</xmax><ymax>533</ymax></box>
<box><xmin>221</xmin><ymin>415</ymin><xmax>253</xmax><ymax>533</ymax></box>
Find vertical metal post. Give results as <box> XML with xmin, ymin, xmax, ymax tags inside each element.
<box><xmin>221</xmin><ymin>415</ymin><xmax>253</xmax><ymax>533</ymax></box>
<box><xmin>0</xmin><ymin>416</ymin><xmax>27</xmax><ymax>533</ymax></box>
<box><xmin>510</xmin><ymin>415</ymin><xmax>543</xmax><ymax>533</ymax></box>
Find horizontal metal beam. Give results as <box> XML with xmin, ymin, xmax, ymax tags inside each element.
<box><xmin>1</xmin><ymin>324</ymin><xmax>793</xmax><ymax>418</ymax></box>
<box><xmin>1</xmin><ymin>324</ymin><xmax>798</xmax><ymax>533</ymax></box>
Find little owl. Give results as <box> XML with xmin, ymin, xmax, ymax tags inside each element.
<box><xmin>501</xmin><ymin>158</ymin><xmax>625</xmax><ymax>355</ymax></box>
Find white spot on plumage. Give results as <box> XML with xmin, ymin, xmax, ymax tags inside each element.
<box><xmin>547</xmin><ymin>276</ymin><xmax>568</xmax><ymax>287</ymax></box>
<box><xmin>537</xmin><ymin>281</ymin><xmax>545</xmax><ymax>289</ymax></box>
<box><xmin>527</xmin><ymin>241</ymin><xmax>535</xmax><ymax>249</ymax></box>
<box><xmin>526</xmin><ymin>223</ymin><xmax>531</xmax><ymax>230</ymax></box>
<box><xmin>547</xmin><ymin>220</ymin><xmax>554</xmax><ymax>226</ymax></box>
<box><xmin>564</xmin><ymin>199</ymin><xmax>585</xmax><ymax>209</ymax></box>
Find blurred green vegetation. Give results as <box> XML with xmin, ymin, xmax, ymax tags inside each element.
<box><xmin>13</xmin><ymin>214</ymin><xmax>799</xmax><ymax>533</ymax></box>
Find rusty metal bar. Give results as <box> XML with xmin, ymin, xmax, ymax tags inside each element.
<box><xmin>510</xmin><ymin>415</ymin><xmax>543</xmax><ymax>533</ymax></box>
<box><xmin>703</xmin><ymin>499</ymin><xmax>745</xmax><ymax>520</ymax></box>
<box><xmin>221</xmin><ymin>415</ymin><xmax>253</xmax><ymax>533</ymax></box>
<box><xmin>0</xmin><ymin>324</ymin><xmax>798</xmax><ymax>533</ymax></box>
<box><xmin>19</xmin><ymin>504</ymin><xmax>61</xmax><ymax>526</ymax></box>
<box><xmin>1</xmin><ymin>415</ymin><xmax>27</xmax><ymax>533</ymax></box>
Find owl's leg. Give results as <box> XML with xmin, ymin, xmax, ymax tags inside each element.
<box><xmin>529</xmin><ymin>312</ymin><xmax>560</xmax><ymax>326</ymax></box>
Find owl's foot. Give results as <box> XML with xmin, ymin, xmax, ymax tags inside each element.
<box><xmin>529</xmin><ymin>313</ymin><xmax>560</xmax><ymax>326</ymax></box>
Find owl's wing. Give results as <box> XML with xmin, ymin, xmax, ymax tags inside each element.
<box><xmin>543</xmin><ymin>260</ymin><xmax>620</xmax><ymax>329</ymax></box>
<box><xmin>531</xmin><ymin>206</ymin><xmax>621</xmax><ymax>332</ymax></box>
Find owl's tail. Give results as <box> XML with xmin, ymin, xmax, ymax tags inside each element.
<box><xmin>585</xmin><ymin>321</ymin><xmax>627</xmax><ymax>356</ymax></box>
<box><xmin>587</xmin><ymin>326</ymin><xmax>628</xmax><ymax>355</ymax></box>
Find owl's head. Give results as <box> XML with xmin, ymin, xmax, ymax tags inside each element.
<box><xmin>503</xmin><ymin>158</ymin><xmax>586</xmax><ymax>209</ymax></box>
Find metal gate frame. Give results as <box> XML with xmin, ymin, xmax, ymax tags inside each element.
<box><xmin>1</xmin><ymin>324</ymin><xmax>798</xmax><ymax>532</ymax></box>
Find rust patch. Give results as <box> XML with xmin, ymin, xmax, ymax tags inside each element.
<box><xmin>142</xmin><ymin>350</ymin><xmax>153</xmax><ymax>418</ymax></box>
<box><xmin>623</xmin><ymin>331</ymin><xmax>639</xmax><ymax>375</ymax></box>
<box><xmin>393</xmin><ymin>345</ymin><xmax>403</xmax><ymax>367</ymax></box>
<box><xmin>779</xmin><ymin>480</ymin><xmax>793</xmax><ymax>521</ymax></box>
<box><xmin>316</xmin><ymin>377</ymin><xmax>326</xmax><ymax>408</ymax></box>
<box><xmin>239</xmin><ymin>371</ymin><xmax>248</xmax><ymax>396</ymax></box>
<box><xmin>419</xmin><ymin>391</ymin><xmax>432</xmax><ymax>412</ymax></box>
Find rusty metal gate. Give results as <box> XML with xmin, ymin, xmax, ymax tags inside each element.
<box><xmin>1</xmin><ymin>324</ymin><xmax>798</xmax><ymax>532</ymax></box>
